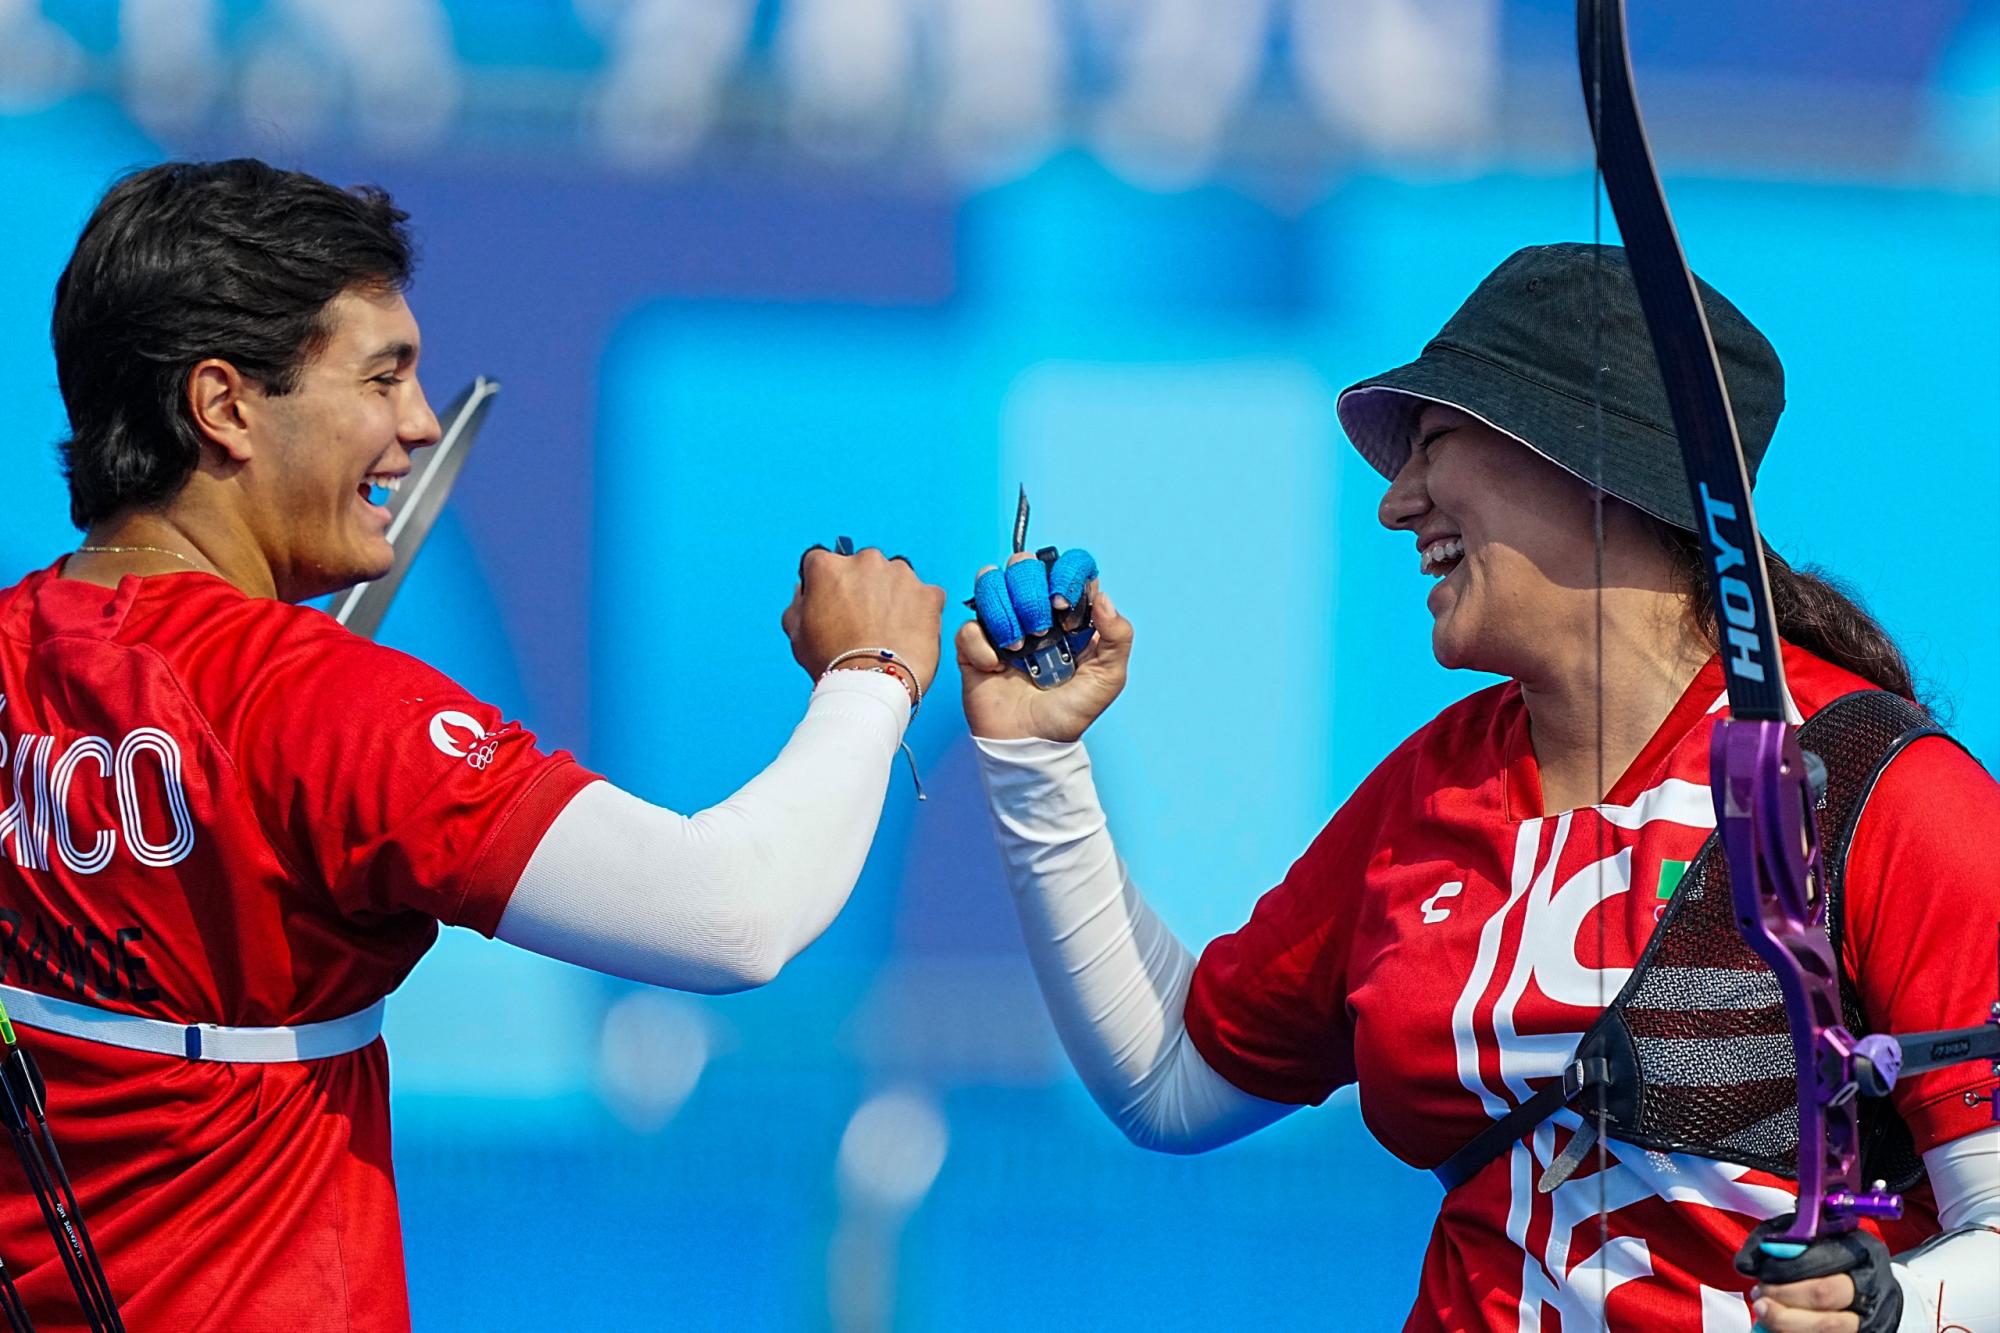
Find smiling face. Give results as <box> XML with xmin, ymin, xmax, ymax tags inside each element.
<box><xmin>1376</xmin><ymin>403</ymin><xmax>1619</xmax><ymax>678</ymax></box>
<box><xmin>237</xmin><ymin>287</ymin><xmax>441</xmax><ymax>600</ymax></box>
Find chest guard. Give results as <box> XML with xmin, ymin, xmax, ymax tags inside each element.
<box><xmin>1435</xmin><ymin>689</ymin><xmax>1967</xmax><ymax>1195</ymax></box>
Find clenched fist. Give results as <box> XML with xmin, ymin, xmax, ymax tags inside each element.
<box><xmin>958</xmin><ymin>550</ymin><xmax>1133</xmax><ymax>742</ymax></box>
<box><xmin>784</xmin><ymin>547</ymin><xmax>946</xmax><ymax>695</ymax></box>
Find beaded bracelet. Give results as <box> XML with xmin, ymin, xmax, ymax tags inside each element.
<box><xmin>821</xmin><ymin>647</ymin><xmax>922</xmax><ymax>717</ymax></box>
<box><xmin>818</xmin><ymin>648</ymin><xmax>926</xmax><ymax>802</ymax></box>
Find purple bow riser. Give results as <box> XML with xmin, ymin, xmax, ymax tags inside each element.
<box><xmin>1714</xmin><ymin>716</ymin><xmax>1902</xmax><ymax>1244</ymax></box>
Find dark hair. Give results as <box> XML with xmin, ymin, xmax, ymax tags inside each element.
<box><xmin>51</xmin><ymin>159</ymin><xmax>415</xmax><ymax>529</ymax></box>
<box><xmin>1656</xmin><ymin>525</ymin><xmax>1918</xmax><ymax>702</ymax></box>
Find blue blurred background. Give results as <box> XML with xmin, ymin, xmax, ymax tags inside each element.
<box><xmin>1</xmin><ymin>1</ymin><xmax>1995</xmax><ymax>1327</ymax></box>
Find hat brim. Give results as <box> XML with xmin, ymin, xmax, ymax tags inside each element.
<box><xmin>1335</xmin><ymin>345</ymin><xmax>1700</xmax><ymax>533</ymax></box>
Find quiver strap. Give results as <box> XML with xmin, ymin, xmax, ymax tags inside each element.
<box><xmin>1433</xmin><ymin>690</ymin><xmax>1959</xmax><ymax>1194</ymax></box>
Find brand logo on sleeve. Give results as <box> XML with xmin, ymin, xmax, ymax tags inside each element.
<box><xmin>428</xmin><ymin>711</ymin><xmax>487</xmax><ymax>758</ymax></box>
<box><xmin>429</xmin><ymin>710</ymin><xmax>505</xmax><ymax>770</ymax></box>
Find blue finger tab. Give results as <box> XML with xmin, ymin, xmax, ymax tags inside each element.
<box><xmin>1005</xmin><ymin>558</ymin><xmax>1054</xmax><ymax>636</ymax></box>
<box><xmin>1048</xmin><ymin>548</ymin><xmax>1098</xmax><ymax>604</ymax></box>
<box><xmin>973</xmin><ymin>567</ymin><xmax>1022</xmax><ymax>647</ymax></box>
<box><xmin>1758</xmin><ymin>1241</ymin><xmax>1809</xmax><ymax>1260</ymax></box>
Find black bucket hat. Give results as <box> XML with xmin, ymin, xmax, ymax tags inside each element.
<box><xmin>1335</xmin><ymin>243</ymin><xmax>1784</xmax><ymax>533</ymax></box>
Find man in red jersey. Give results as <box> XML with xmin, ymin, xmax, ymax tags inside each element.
<box><xmin>0</xmin><ymin>159</ymin><xmax>944</xmax><ymax>1330</ymax></box>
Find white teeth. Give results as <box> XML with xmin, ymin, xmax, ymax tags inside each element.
<box><xmin>1420</xmin><ymin>537</ymin><xmax>1465</xmax><ymax>574</ymax></box>
<box><xmin>365</xmin><ymin>474</ymin><xmax>403</xmax><ymax>494</ymax></box>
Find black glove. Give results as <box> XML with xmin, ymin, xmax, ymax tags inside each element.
<box><xmin>1734</xmin><ymin>1215</ymin><xmax>1902</xmax><ymax>1333</ymax></box>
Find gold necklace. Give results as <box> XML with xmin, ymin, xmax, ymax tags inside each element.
<box><xmin>74</xmin><ymin>544</ymin><xmax>206</xmax><ymax>572</ymax></box>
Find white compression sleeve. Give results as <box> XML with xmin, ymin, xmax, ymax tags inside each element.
<box><xmin>974</xmin><ymin>734</ymin><xmax>1294</xmax><ymax>1153</ymax></box>
<box><xmin>1894</xmin><ymin>1125</ymin><xmax>2000</xmax><ymax>1332</ymax></box>
<box><xmin>496</xmin><ymin>670</ymin><xmax>911</xmax><ymax>993</ymax></box>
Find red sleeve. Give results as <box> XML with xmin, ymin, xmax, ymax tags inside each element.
<box><xmin>1841</xmin><ymin>734</ymin><xmax>2000</xmax><ymax>1152</ymax></box>
<box><xmin>1183</xmin><ymin>753</ymin><xmax>1403</xmax><ymax>1107</ymax></box>
<box><xmin>232</xmin><ymin>624</ymin><xmax>599</xmax><ymax>935</ymax></box>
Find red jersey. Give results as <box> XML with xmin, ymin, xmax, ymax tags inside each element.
<box><xmin>0</xmin><ymin>562</ymin><xmax>596</xmax><ymax>1331</ymax></box>
<box><xmin>1185</xmin><ymin>644</ymin><xmax>2000</xmax><ymax>1332</ymax></box>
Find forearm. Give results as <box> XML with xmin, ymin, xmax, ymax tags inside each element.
<box><xmin>1894</xmin><ymin>1126</ymin><xmax>2000</xmax><ymax>1332</ymax></box>
<box><xmin>975</xmin><ymin>735</ymin><xmax>1292</xmax><ymax>1152</ymax></box>
<box><xmin>496</xmin><ymin>671</ymin><xmax>910</xmax><ymax>992</ymax></box>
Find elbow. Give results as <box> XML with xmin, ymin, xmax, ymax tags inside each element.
<box><xmin>1148</xmin><ymin>1134</ymin><xmax>1220</xmax><ymax>1158</ymax></box>
<box><xmin>670</xmin><ymin>956</ymin><xmax>780</xmax><ymax>996</ymax></box>
<box><xmin>697</xmin><ymin>903</ymin><xmax>794</xmax><ymax>993</ymax></box>
<box><xmin>1114</xmin><ymin>1116</ymin><xmax>1217</xmax><ymax>1157</ymax></box>
<box><xmin>668</xmin><ymin>820</ymin><xmax>800</xmax><ymax>992</ymax></box>
<box><xmin>664</xmin><ymin>947</ymin><xmax>785</xmax><ymax>995</ymax></box>
<box><xmin>714</xmin><ymin>948</ymin><xmax>785</xmax><ymax>993</ymax></box>
<box><xmin>1105</xmin><ymin>1090</ymin><xmax>1219</xmax><ymax>1156</ymax></box>
<box><xmin>1104</xmin><ymin>1052</ymin><xmax>1247</xmax><ymax>1156</ymax></box>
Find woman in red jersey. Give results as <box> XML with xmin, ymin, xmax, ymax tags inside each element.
<box><xmin>0</xmin><ymin>160</ymin><xmax>944</xmax><ymax>1331</ymax></box>
<box><xmin>962</xmin><ymin>244</ymin><xmax>2000</xmax><ymax>1333</ymax></box>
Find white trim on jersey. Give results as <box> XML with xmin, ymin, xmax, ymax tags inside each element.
<box><xmin>0</xmin><ymin>981</ymin><xmax>384</xmax><ymax>1062</ymax></box>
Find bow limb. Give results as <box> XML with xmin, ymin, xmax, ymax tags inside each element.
<box><xmin>1573</xmin><ymin>0</ymin><xmax>1890</xmax><ymax>1260</ymax></box>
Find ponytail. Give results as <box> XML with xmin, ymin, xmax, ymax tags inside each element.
<box><xmin>1657</xmin><ymin>526</ymin><xmax>1918</xmax><ymax>702</ymax></box>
